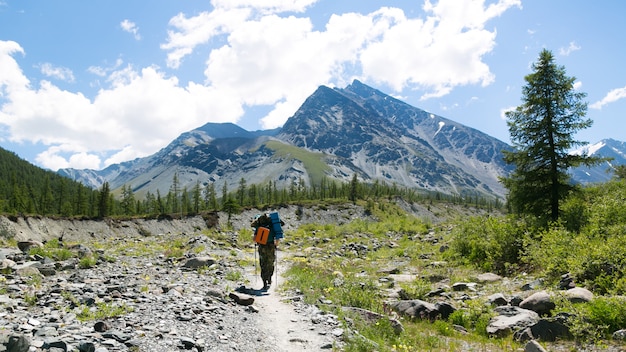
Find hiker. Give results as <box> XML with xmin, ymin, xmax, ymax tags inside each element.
<box><xmin>251</xmin><ymin>212</ymin><xmax>285</xmax><ymax>290</ymax></box>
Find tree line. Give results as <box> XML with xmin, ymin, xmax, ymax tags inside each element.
<box><xmin>0</xmin><ymin>147</ymin><xmax>501</xmax><ymax>219</ymax></box>
<box><xmin>108</xmin><ymin>173</ymin><xmax>502</xmax><ymax>218</ymax></box>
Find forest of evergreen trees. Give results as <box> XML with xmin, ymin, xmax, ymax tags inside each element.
<box><xmin>0</xmin><ymin>147</ymin><xmax>501</xmax><ymax>219</ymax></box>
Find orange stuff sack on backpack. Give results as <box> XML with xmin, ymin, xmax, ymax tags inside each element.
<box><xmin>253</xmin><ymin>226</ymin><xmax>271</xmax><ymax>245</ymax></box>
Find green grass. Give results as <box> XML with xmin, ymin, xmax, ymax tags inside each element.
<box><xmin>76</xmin><ymin>301</ymin><xmax>132</xmax><ymax>321</ymax></box>
<box><xmin>280</xmin><ymin>183</ymin><xmax>626</xmax><ymax>350</ymax></box>
<box><xmin>264</xmin><ymin>140</ymin><xmax>331</xmax><ymax>185</ymax></box>
<box><xmin>282</xmin><ymin>206</ymin><xmax>522</xmax><ymax>351</ymax></box>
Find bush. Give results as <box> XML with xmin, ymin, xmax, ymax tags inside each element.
<box><xmin>555</xmin><ymin>295</ymin><xmax>626</xmax><ymax>341</ymax></box>
<box><xmin>78</xmin><ymin>255</ymin><xmax>98</xmax><ymax>269</ymax></box>
<box><xmin>448</xmin><ymin>216</ymin><xmax>525</xmax><ymax>275</ymax></box>
<box><xmin>447</xmin><ymin>299</ymin><xmax>493</xmax><ymax>337</ymax></box>
<box><xmin>524</xmin><ymin>222</ymin><xmax>626</xmax><ymax>294</ymax></box>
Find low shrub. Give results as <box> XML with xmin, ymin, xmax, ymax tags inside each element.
<box><xmin>448</xmin><ymin>216</ymin><xmax>525</xmax><ymax>275</ymax></box>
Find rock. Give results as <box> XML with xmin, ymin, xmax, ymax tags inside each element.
<box><xmin>0</xmin><ymin>331</ymin><xmax>29</xmax><ymax>352</ymax></box>
<box><xmin>94</xmin><ymin>321</ymin><xmax>109</xmax><ymax>332</ymax></box>
<box><xmin>182</xmin><ymin>256</ymin><xmax>216</xmax><ymax>269</ymax></box>
<box><xmin>434</xmin><ymin>302</ymin><xmax>456</xmax><ymax>319</ymax></box>
<box><xmin>510</xmin><ymin>295</ymin><xmax>523</xmax><ymax>307</ymax></box>
<box><xmin>559</xmin><ymin>273</ymin><xmax>576</xmax><ymax>290</ymax></box>
<box><xmin>342</xmin><ymin>306</ymin><xmax>404</xmax><ymax>334</ymax></box>
<box><xmin>564</xmin><ymin>287</ymin><xmax>593</xmax><ymax>303</ymax></box>
<box><xmin>476</xmin><ymin>272</ymin><xmax>502</xmax><ymax>282</ymax></box>
<box><xmin>488</xmin><ymin>293</ymin><xmax>508</xmax><ymax>306</ymax></box>
<box><xmin>515</xmin><ymin>315</ymin><xmax>572</xmax><ymax>342</ymax></box>
<box><xmin>487</xmin><ymin>306</ymin><xmax>539</xmax><ymax>337</ymax></box>
<box><xmin>613</xmin><ymin>329</ymin><xmax>626</xmax><ymax>340</ymax></box>
<box><xmin>0</xmin><ymin>258</ymin><xmax>16</xmax><ymax>270</ymax></box>
<box><xmin>452</xmin><ymin>282</ymin><xmax>476</xmax><ymax>291</ymax></box>
<box><xmin>77</xmin><ymin>341</ymin><xmax>96</xmax><ymax>352</ymax></box>
<box><xmin>17</xmin><ymin>240</ymin><xmax>43</xmax><ymax>253</ymax></box>
<box><xmin>390</xmin><ymin>299</ymin><xmax>454</xmax><ymax>321</ymax></box>
<box><xmin>229</xmin><ymin>292</ymin><xmax>255</xmax><ymax>306</ymax></box>
<box><xmin>521</xmin><ymin>279</ymin><xmax>543</xmax><ymax>291</ymax></box>
<box><xmin>519</xmin><ymin>291</ymin><xmax>554</xmax><ymax>316</ymax></box>
<box><xmin>524</xmin><ymin>340</ymin><xmax>548</xmax><ymax>352</ymax></box>
<box><xmin>36</xmin><ymin>264</ymin><xmax>57</xmax><ymax>276</ymax></box>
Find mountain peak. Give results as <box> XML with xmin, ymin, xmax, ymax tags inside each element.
<box><xmin>58</xmin><ymin>81</ymin><xmax>524</xmax><ymax>198</ymax></box>
<box><xmin>192</xmin><ymin>122</ymin><xmax>252</xmax><ymax>139</ymax></box>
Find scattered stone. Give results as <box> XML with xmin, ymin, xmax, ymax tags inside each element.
<box><xmin>476</xmin><ymin>272</ymin><xmax>502</xmax><ymax>282</ymax></box>
<box><xmin>488</xmin><ymin>293</ymin><xmax>508</xmax><ymax>306</ymax></box>
<box><xmin>613</xmin><ymin>329</ymin><xmax>626</xmax><ymax>340</ymax></box>
<box><xmin>182</xmin><ymin>256</ymin><xmax>216</xmax><ymax>269</ymax></box>
<box><xmin>521</xmin><ymin>279</ymin><xmax>544</xmax><ymax>291</ymax></box>
<box><xmin>17</xmin><ymin>240</ymin><xmax>43</xmax><ymax>253</ymax></box>
<box><xmin>524</xmin><ymin>340</ymin><xmax>548</xmax><ymax>352</ymax></box>
<box><xmin>229</xmin><ymin>292</ymin><xmax>255</xmax><ymax>306</ymax></box>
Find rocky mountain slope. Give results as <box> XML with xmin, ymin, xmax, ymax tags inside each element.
<box><xmin>59</xmin><ymin>80</ymin><xmax>514</xmax><ymax>199</ymax></box>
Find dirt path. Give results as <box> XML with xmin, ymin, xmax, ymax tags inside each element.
<box><xmin>242</xmin><ymin>249</ymin><xmax>341</xmax><ymax>351</ymax></box>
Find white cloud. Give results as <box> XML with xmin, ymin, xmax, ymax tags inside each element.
<box><xmin>203</xmin><ymin>13</ymin><xmax>367</xmax><ymax>128</ymax></box>
<box><xmin>35</xmin><ymin>145</ymin><xmax>102</xmax><ymax>170</ymax></box>
<box><xmin>559</xmin><ymin>41</ymin><xmax>580</xmax><ymax>56</ymax></box>
<box><xmin>211</xmin><ymin>0</ymin><xmax>318</xmax><ymax>13</ymax></box>
<box><xmin>164</xmin><ymin>0</ymin><xmax>520</xmax><ymax>127</ymax></box>
<box><xmin>88</xmin><ymin>58</ymin><xmax>124</xmax><ymax>77</ymax></box>
<box><xmin>38</xmin><ymin>63</ymin><xmax>75</xmax><ymax>82</ymax></box>
<box><xmin>1</xmin><ymin>0</ymin><xmax>524</xmax><ymax>170</ymax></box>
<box><xmin>161</xmin><ymin>8</ymin><xmax>252</xmax><ymax>69</ymax></box>
<box><xmin>0</xmin><ymin>41</ymin><xmax>29</xmax><ymax>96</ymax></box>
<box><xmin>573</xmin><ymin>81</ymin><xmax>582</xmax><ymax>90</ymax></box>
<box><xmin>0</xmin><ymin>43</ymin><xmax>244</xmax><ymax>170</ymax></box>
<box><xmin>590</xmin><ymin>86</ymin><xmax>626</xmax><ymax>110</ymax></box>
<box><xmin>361</xmin><ymin>0</ymin><xmax>521</xmax><ymax>98</ymax></box>
<box><xmin>500</xmin><ymin>106</ymin><xmax>516</xmax><ymax>119</ymax></box>
<box><xmin>120</xmin><ymin>19</ymin><xmax>141</xmax><ymax>40</ymax></box>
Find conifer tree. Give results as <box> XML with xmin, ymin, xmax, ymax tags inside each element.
<box><xmin>502</xmin><ymin>49</ymin><xmax>600</xmax><ymax>223</ymax></box>
<box><xmin>97</xmin><ymin>182</ymin><xmax>111</xmax><ymax>218</ymax></box>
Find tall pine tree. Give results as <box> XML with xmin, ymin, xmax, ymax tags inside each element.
<box><xmin>501</xmin><ymin>49</ymin><xmax>600</xmax><ymax>223</ymax></box>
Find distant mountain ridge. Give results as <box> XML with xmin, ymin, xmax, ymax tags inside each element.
<box><xmin>55</xmin><ymin>80</ymin><xmax>621</xmax><ymax>200</ymax></box>
<box><xmin>570</xmin><ymin>138</ymin><xmax>626</xmax><ymax>183</ymax></box>
<box><xmin>54</xmin><ymin>81</ymin><xmax>510</xmax><ymax>199</ymax></box>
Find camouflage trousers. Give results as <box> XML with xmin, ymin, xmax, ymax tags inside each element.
<box><xmin>258</xmin><ymin>243</ymin><xmax>276</xmax><ymax>284</ymax></box>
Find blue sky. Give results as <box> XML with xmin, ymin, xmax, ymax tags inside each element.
<box><xmin>0</xmin><ymin>0</ymin><xmax>624</xmax><ymax>171</ymax></box>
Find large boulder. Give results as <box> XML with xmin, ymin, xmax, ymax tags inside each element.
<box><xmin>519</xmin><ymin>291</ymin><xmax>554</xmax><ymax>316</ymax></box>
<box><xmin>564</xmin><ymin>287</ymin><xmax>593</xmax><ymax>303</ymax></box>
<box><xmin>390</xmin><ymin>299</ymin><xmax>455</xmax><ymax>321</ymax></box>
<box><xmin>514</xmin><ymin>315</ymin><xmax>572</xmax><ymax>342</ymax></box>
<box><xmin>487</xmin><ymin>306</ymin><xmax>539</xmax><ymax>338</ymax></box>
